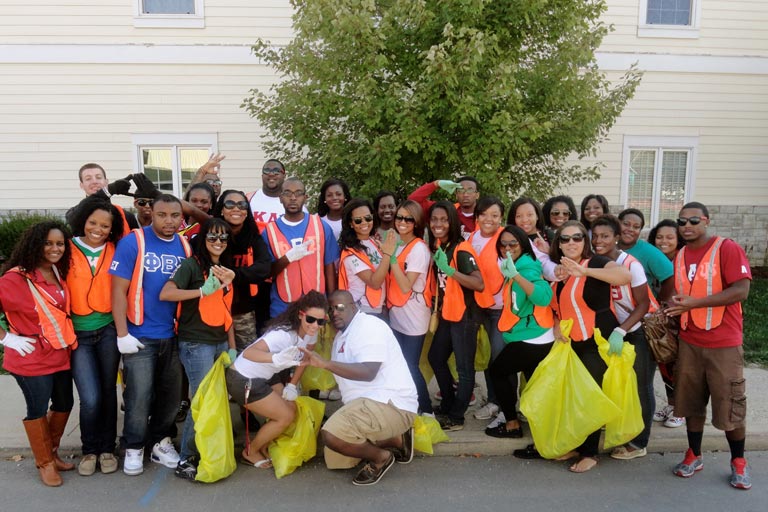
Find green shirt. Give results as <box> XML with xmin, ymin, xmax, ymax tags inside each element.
<box><xmin>71</xmin><ymin>238</ymin><xmax>113</xmax><ymax>332</ymax></box>
<box><xmin>171</xmin><ymin>257</ymin><xmax>229</xmax><ymax>344</ymax></box>
<box><xmin>501</xmin><ymin>254</ymin><xmax>554</xmax><ymax>343</ymax></box>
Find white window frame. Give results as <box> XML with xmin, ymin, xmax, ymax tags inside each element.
<box><xmin>131</xmin><ymin>133</ymin><xmax>218</xmax><ymax>197</ymax></box>
<box><xmin>637</xmin><ymin>0</ymin><xmax>701</xmax><ymax>39</ymax></box>
<box><xmin>132</xmin><ymin>0</ymin><xmax>205</xmax><ymax>29</ymax></box>
<box><xmin>620</xmin><ymin>136</ymin><xmax>698</xmax><ymax>227</ymax></box>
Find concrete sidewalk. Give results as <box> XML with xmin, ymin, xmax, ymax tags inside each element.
<box><xmin>1</xmin><ymin>366</ymin><xmax>766</xmax><ymax>458</ymax></box>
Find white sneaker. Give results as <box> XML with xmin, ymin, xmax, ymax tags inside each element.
<box><xmin>486</xmin><ymin>412</ymin><xmax>506</xmax><ymax>429</ymax></box>
<box><xmin>123</xmin><ymin>448</ymin><xmax>144</xmax><ymax>476</ymax></box>
<box><xmin>473</xmin><ymin>402</ymin><xmax>500</xmax><ymax>420</ymax></box>
<box><xmin>653</xmin><ymin>404</ymin><xmax>674</xmax><ymax>422</ymax></box>
<box><xmin>664</xmin><ymin>415</ymin><xmax>686</xmax><ymax>428</ymax></box>
<box><xmin>150</xmin><ymin>437</ymin><xmax>180</xmax><ymax>468</ymax></box>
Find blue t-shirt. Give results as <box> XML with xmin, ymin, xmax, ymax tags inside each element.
<box><xmin>262</xmin><ymin>215</ymin><xmax>340</xmax><ymax>317</ymax></box>
<box><xmin>109</xmin><ymin>227</ymin><xmax>187</xmax><ymax>339</ymax></box>
<box><xmin>625</xmin><ymin>239</ymin><xmax>674</xmax><ymax>298</ymax></box>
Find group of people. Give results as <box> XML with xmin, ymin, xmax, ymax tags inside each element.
<box><xmin>0</xmin><ymin>156</ymin><xmax>753</xmax><ymax>489</ymax></box>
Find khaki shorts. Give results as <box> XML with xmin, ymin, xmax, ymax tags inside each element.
<box><xmin>322</xmin><ymin>398</ymin><xmax>416</xmax><ymax>469</ymax></box>
<box><xmin>674</xmin><ymin>341</ymin><xmax>747</xmax><ymax>431</ymax></box>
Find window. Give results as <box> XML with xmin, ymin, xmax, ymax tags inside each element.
<box><xmin>131</xmin><ymin>134</ymin><xmax>217</xmax><ymax>197</ymax></box>
<box><xmin>133</xmin><ymin>0</ymin><xmax>204</xmax><ymax>28</ymax></box>
<box><xmin>638</xmin><ymin>0</ymin><xmax>701</xmax><ymax>39</ymax></box>
<box><xmin>621</xmin><ymin>136</ymin><xmax>697</xmax><ymax>227</ymax></box>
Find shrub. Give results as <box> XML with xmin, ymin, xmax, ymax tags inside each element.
<box><xmin>0</xmin><ymin>212</ymin><xmax>62</xmax><ymax>263</ymax></box>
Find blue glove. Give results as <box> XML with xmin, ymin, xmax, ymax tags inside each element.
<box><xmin>500</xmin><ymin>253</ymin><xmax>519</xmax><ymax>279</ymax></box>
<box><xmin>225</xmin><ymin>348</ymin><xmax>238</xmax><ymax>367</ymax></box>
<box><xmin>433</xmin><ymin>247</ymin><xmax>455</xmax><ymax>277</ymax></box>
<box><xmin>608</xmin><ymin>327</ymin><xmax>626</xmax><ymax>356</ymax></box>
<box><xmin>437</xmin><ymin>180</ymin><xmax>461</xmax><ymax>194</ymax></box>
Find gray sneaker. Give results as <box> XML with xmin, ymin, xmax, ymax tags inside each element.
<box><xmin>730</xmin><ymin>457</ymin><xmax>752</xmax><ymax>490</ymax></box>
<box><xmin>673</xmin><ymin>449</ymin><xmax>703</xmax><ymax>478</ymax></box>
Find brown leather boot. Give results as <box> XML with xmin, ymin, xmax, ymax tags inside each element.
<box><xmin>47</xmin><ymin>411</ymin><xmax>75</xmax><ymax>471</ymax></box>
<box><xmin>23</xmin><ymin>418</ymin><xmax>63</xmax><ymax>487</ymax></box>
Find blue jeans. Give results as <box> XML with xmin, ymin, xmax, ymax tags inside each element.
<box><xmin>71</xmin><ymin>323</ymin><xmax>121</xmax><ymax>455</ymax></box>
<box><xmin>627</xmin><ymin>328</ymin><xmax>656</xmax><ymax>450</ymax></box>
<box><xmin>121</xmin><ymin>338</ymin><xmax>182</xmax><ymax>450</ymax></box>
<box><xmin>428</xmin><ymin>316</ymin><xmax>478</xmax><ymax>422</ymax></box>
<box><xmin>392</xmin><ymin>330</ymin><xmax>432</xmax><ymax>414</ymax></box>
<box><xmin>12</xmin><ymin>370</ymin><xmax>73</xmax><ymax>420</ymax></box>
<box><xmin>178</xmin><ymin>341</ymin><xmax>228</xmax><ymax>460</ymax></box>
<box><xmin>479</xmin><ymin>308</ymin><xmax>505</xmax><ymax>404</ymax></box>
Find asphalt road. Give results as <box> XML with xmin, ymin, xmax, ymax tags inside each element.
<box><xmin>0</xmin><ymin>450</ymin><xmax>764</xmax><ymax>511</ymax></box>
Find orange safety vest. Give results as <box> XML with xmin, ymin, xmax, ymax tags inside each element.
<box><xmin>497</xmin><ymin>279</ymin><xmax>554</xmax><ymax>331</ymax></box>
<box><xmin>175</xmin><ymin>265</ymin><xmax>234</xmax><ymax>333</ymax></box>
<box><xmin>114</xmin><ymin>205</ymin><xmax>132</xmax><ymax>239</ymax></box>
<box><xmin>339</xmin><ymin>245</ymin><xmax>384</xmax><ymax>309</ymax></box>
<box><xmin>241</xmin><ymin>245</ymin><xmax>259</xmax><ymax>297</ymax></box>
<box><xmin>550</xmin><ymin>259</ymin><xmax>595</xmax><ymax>342</ymax></box>
<box><xmin>386</xmin><ymin>238</ymin><xmax>434</xmax><ymax>309</ymax></box>
<box><xmin>265</xmin><ymin>214</ymin><xmax>326</xmax><ymax>304</ymax></box>
<box><xmin>610</xmin><ymin>253</ymin><xmax>659</xmax><ymax>317</ymax></box>
<box><xmin>68</xmin><ymin>240</ymin><xmax>114</xmax><ymax>316</ymax></box>
<box><xmin>468</xmin><ymin>228</ymin><xmax>504</xmax><ymax>308</ymax></box>
<box><xmin>674</xmin><ymin>236</ymin><xmax>728</xmax><ymax>330</ymax></box>
<box><xmin>6</xmin><ymin>267</ymin><xmax>77</xmax><ymax>349</ymax></box>
<box><xmin>126</xmin><ymin>229</ymin><xmax>192</xmax><ymax>326</ymax></box>
<box><xmin>435</xmin><ymin>241</ymin><xmax>479</xmax><ymax>322</ymax></box>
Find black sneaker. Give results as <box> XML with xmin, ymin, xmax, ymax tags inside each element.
<box><xmin>392</xmin><ymin>427</ymin><xmax>414</xmax><ymax>464</ymax></box>
<box><xmin>352</xmin><ymin>454</ymin><xmax>395</xmax><ymax>486</ymax></box>
<box><xmin>176</xmin><ymin>400</ymin><xmax>190</xmax><ymax>423</ymax></box>
<box><xmin>175</xmin><ymin>458</ymin><xmax>198</xmax><ymax>482</ymax></box>
<box><xmin>439</xmin><ymin>417</ymin><xmax>464</xmax><ymax>432</ymax></box>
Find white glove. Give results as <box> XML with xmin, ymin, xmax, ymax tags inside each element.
<box><xmin>282</xmin><ymin>383</ymin><xmax>299</xmax><ymax>401</ymax></box>
<box><xmin>285</xmin><ymin>241</ymin><xmax>314</xmax><ymax>263</ymax></box>
<box><xmin>0</xmin><ymin>332</ymin><xmax>36</xmax><ymax>356</ymax></box>
<box><xmin>272</xmin><ymin>346</ymin><xmax>301</xmax><ymax>370</ymax></box>
<box><xmin>117</xmin><ymin>334</ymin><xmax>145</xmax><ymax>354</ymax></box>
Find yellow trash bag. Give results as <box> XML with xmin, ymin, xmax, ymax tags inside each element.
<box><xmin>519</xmin><ymin>320</ymin><xmax>620</xmax><ymax>459</ymax></box>
<box><xmin>595</xmin><ymin>327</ymin><xmax>644</xmax><ymax>449</ymax></box>
<box><xmin>300</xmin><ymin>324</ymin><xmax>337</xmax><ymax>391</ymax></box>
<box><xmin>192</xmin><ymin>352</ymin><xmax>237</xmax><ymax>483</ymax></box>
<box><xmin>413</xmin><ymin>415</ymin><xmax>450</xmax><ymax>455</ymax></box>
<box><xmin>268</xmin><ymin>396</ymin><xmax>325</xmax><ymax>479</ymax></box>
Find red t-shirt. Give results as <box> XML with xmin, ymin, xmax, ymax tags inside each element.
<box><xmin>0</xmin><ymin>269</ymin><xmax>71</xmax><ymax>376</ymax></box>
<box><xmin>678</xmin><ymin>237</ymin><xmax>752</xmax><ymax>348</ymax></box>
<box><xmin>408</xmin><ymin>181</ymin><xmax>475</xmax><ymax>239</ymax></box>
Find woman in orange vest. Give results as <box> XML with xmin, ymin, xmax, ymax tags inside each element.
<box><xmin>386</xmin><ymin>200</ymin><xmax>433</xmax><ymax>415</ymax></box>
<box><xmin>487</xmin><ymin>225</ymin><xmax>554</xmax><ymax>439</ymax></box>
<box><xmin>0</xmin><ymin>221</ymin><xmax>78</xmax><ymax>487</ymax></box>
<box><xmin>338</xmin><ymin>198</ymin><xmax>397</xmax><ymax>317</ymax></box>
<box><xmin>508</xmin><ymin>197</ymin><xmax>558</xmax><ymax>281</ymax></box>
<box><xmin>590</xmin><ymin>215</ymin><xmax>655</xmax><ymax>461</ymax></box>
<box><xmin>67</xmin><ymin>196</ymin><xmax>125</xmax><ymax>477</ymax></box>
<box><xmin>549</xmin><ymin>220</ymin><xmax>631</xmax><ymax>473</ymax></box>
<box><xmin>426</xmin><ymin>201</ymin><xmax>484</xmax><ymax>431</ymax></box>
<box><xmin>159</xmin><ymin>218</ymin><xmax>236</xmax><ymax>482</ymax></box>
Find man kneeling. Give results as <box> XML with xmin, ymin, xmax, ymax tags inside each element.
<box><xmin>301</xmin><ymin>290</ymin><xmax>417</xmax><ymax>486</ymax></box>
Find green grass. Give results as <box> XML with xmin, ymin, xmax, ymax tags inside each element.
<box><xmin>744</xmin><ymin>275</ymin><xmax>768</xmax><ymax>366</ymax></box>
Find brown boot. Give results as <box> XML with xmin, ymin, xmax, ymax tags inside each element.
<box><xmin>47</xmin><ymin>411</ymin><xmax>75</xmax><ymax>471</ymax></box>
<box><xmin>23</xmin><ymin>418</ymin><xmax>63</xmax><ymax>487</ymax></box>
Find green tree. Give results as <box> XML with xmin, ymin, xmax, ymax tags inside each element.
<box><xmin>243</xmin><ymin>0</ymin><xmax>641</xmax><ymax>200</ymax></box>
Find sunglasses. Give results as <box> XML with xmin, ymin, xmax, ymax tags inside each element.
<box><xmin>135</xmin><ymin>199</ymin><xmax>152</xmax><ymax>207</ymax></box>
<box><xmin>205</xmin><ymin>179</ymin><xmax>222</xmax><ymax>186</ymax></box>
<box><xmin>329</xmin><ymin>303</ymin><xmax>354</xmax><ymax>314</ymax></box>
<box><xmin>205</xmin><ymin>233</ymin><xmax>229</xmax><ymax>243</ymax></box>
<box><xmin>352</xmin><ymin>215</ymin><xmax>374</xmax><ymax>225</ymax></box>
<box><xmin>395</xmin><ymin>215</ymin><xmax>415</xmax><ymax>224</ymax></box>
<box><xmin>559</xmin><ymin>233</ymin><xmax>586</xmax><ymax>243</ymax></box>
<box><xmin>301</xmin><ymin>313</ymin><xmax>327</xmax><ymax>326</ymax></box>
<box><xmin>550</xmin><ymin>210</ymin><xmax>571</xmax><ymax>217</ymax></box>
<box><xmin>499</xmin><ymin>239</ymin><xmax>520</xmax><ymax>247</ymax></box>
<box><xmin>677</xmin><ymin>216</ymin><xmax>707</xmax><ymax>226</ymax></box>
<box><xmin>223</xmin><ymin>200</ymin><xmax>249</xmax><ymax>211</ymax></box>
<box><xmin>262</xmin><ymin>167</ymin><xmax>284</xmax><ymax>176</ymax></box>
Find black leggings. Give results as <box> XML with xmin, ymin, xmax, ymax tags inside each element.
<box><xmin>571</xmin><ymin>338</ymin><xmax>607</xmax><ymax>457</ymax></box>
<box><xmin>489</xmin><ymin>341</ymin><xmax>553</xmax><ymax>422</ymax></box>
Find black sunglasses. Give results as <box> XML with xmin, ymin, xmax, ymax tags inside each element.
<box><xmin>559</xmin><ymin>233</ymin><xmax>586</xmax><ymax>243</ymax></box>
<box><xmin>352</xmin><ymin>215</ymin><xmax>374</xmax><ymax>225</ymax></box>
<box><xmin>499</xmin><ymin>239</ymin><xmax>520</xmax><ymax>247</ymax></box>
<box><xmin>302</xmin><ymin>313</ymin><xmax>327</xmax><ymax>326</ymax></box>
<box><xmin>205</xmin><ymin>233</ymin><xmax>229</xmax><ymax>243</ymax></box>
<box><xmin>677</xmin><ymin>216</ymin><xmax>707</xmax><ymax>226</ymax></box>
<box><xmin>550</xmin><ymin>210</ymin><xmax>571</xmax><ymax>217</ymax></box>
<box><xmin>329</xmin><ymin>303</ymin><xmax>354</xmax><ymax>314</ymax></box>
<box><xmin>223</xmin><ymin>200</ymin><xmax>249</xmax><ymax>211</ymax></box>
<box><xmin>395</xmin><ymin>215</ymin><xmax>415</xmax><ymax>224</ymax></box>
<box><xmin>262</xmin><ymin>167</ymin><xmax>283</xmax><ymax>175</ymax></box>
<box><xmin>135</xmin><ymin>199</ymin><xmax>152</xmax><ymax>207</ymax></box>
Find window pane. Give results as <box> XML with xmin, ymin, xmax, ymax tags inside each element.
<box><xmin>141</xmin><ymin>148</ymin><xmax>174</xmax><ymax>193</ymax></box>
<box><xmin>627</xmin><ymin>149</ymin><xmax>656</xmax><ymax>222</ymax></box>
<box><xmin>647</xmin><ymin>0</ymin><xmax>691</xmax><ymax>25</ymax></box>
<box><xmin>143</xmin><ymin>0</ymin><xmax>195</xmax><ymax>15</ymax></box>
<box><xmin>179</xmin><ymin>148</ymin><xmax>210</xmax><ymax>191</ymax></box>
<box><xmin>659</xmin><ymin>150</ymin><xmax>688</xmax><ymax>221</ymax></box>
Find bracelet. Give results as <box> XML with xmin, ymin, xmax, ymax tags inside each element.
<box><xmin>199</xmin><ymin>287</ymin><xmax>204</xmax><ymax>298</ymax></box>
<box><xmin>382</xmin><ymin>252</ymin><xmax>392</xmax><ymax>257</ymax></box>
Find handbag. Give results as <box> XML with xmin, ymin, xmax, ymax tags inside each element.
<box><xmin>641</xmin><ymin>308</ymin><xmax>679</xmax><ymax>364</ymax></box>
<box><xmin>428</xmin><ymin>290</ymin><xmax>439</xmax><ymax>334</ymax></box>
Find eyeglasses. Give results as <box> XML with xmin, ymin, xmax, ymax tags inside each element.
<box><xmin>135</xmin><ymin>199</ymin><xmax>152</xmax><ymax>207</ymax></box>
<box><xmin>395</xmin><ymin>215</ymin><xmax>415</xmax><ymax>224</ymax></box>
<box><xmin>677</xmin><ymin>216</ymin><xmax>707</xmax><ymax>226</ymax></box>
<box><xmin>280</xmin><ymin>190</ymin><xmax>305</xmax><ymax>199</ymax></box>
<box><xmin>223</xmin><ymin>200</ymin><xmax>249</xmax><ymax>210</ymax></box>
<box><xmin>559</xmin><ymin>233</ymin><xmax>586</xmax><ymax>243</ymax></box>
<box><xmin>352</xmin><ymin>215</ymin><xmax>374</xmax><ymax>225</ymax></box>
<box><xmin>205</xmin><ymin>233</ymin><xmax>229</xmax><ymax>243</ymax></box>
<box><xmin>550</xmin><ymin>210</ymin><xmax>571</xmax><ymax>217</ymax></box>
<box><xmin>457</xmin><ymin>188</ymin><xmax>477</xmax><ymax>195</ymax></box>
<box><xmin>262</xmin><ymin>167</ymin><xmax>284</xmax><ymax>176</ymax></box>
<box><xmin>499</xmin><ymin>239</ymin><xmax>520</xmax><ymax>247</ymax></box>
<box><xmin>205</xmin><ymin>179</ymin><xmax>222</xmax><ymax>186</ymax></box>
<box><xmin>301</xmin><ymin>313</ymin><xmax>327</xmax><ymax>326</ymax></box>
<box><xmin>329</xmin><ymin>303</ymin><xmax>354</xmax><ymax>314</ymax></box>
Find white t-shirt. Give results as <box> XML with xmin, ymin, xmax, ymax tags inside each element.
<box><xmin>611</xmin><ymin>252</ymin><xmax>648</xmax><ymax>332</ymax></box>
<box><xmin>389</xmin><ymin>240</ymin><xmax>432</xmax><ymax>336</ymax></box>
<box><xmin>331</xmin><ymin>312</ymin><xmax>418</xmax><ymax>413</ymax></box>
<box><xmin>343</xmin><ymin>238</ymin><xmax>385</xmax><ymax>314</ymax></box>
<box><xmin>321</xmin><ymin>215</ymin><xmax>343</xmax><ymax>242</ymax></box>
<box><xmin>248</xmin><ymin>189</ymin><xmax>285</xmax><ymax>227</ymax></box>
<box><xmin>234</xmin><ymin>328</ymin><xmax>312</xmax><ymax>379</ymax></box>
